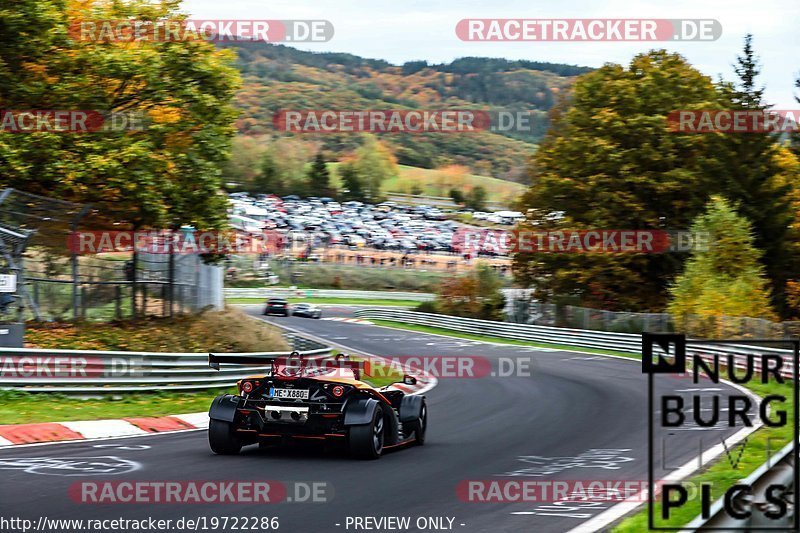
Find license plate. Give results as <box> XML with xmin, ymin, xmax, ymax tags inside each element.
<box><xmin>269</xmin><ymin>388</ymin><xmax>309</xmax><ymax>400</ymax></box>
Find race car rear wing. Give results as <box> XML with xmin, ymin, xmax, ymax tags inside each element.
<box><xmin>208</xmin><ymin>352</ymin><xmax>291</xmax><ymax>370</ymax></box>
<box><xmin>208</xmin><ymin>352</ymin><xmax>367</xmax><ymax>379</ymax></box>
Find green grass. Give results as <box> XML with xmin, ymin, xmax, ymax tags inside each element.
<box><xmin>327</xmin><ymin>162</ymin><xmax>524</xmax><ymax>204</ymax></box>
<box><xmin>228</xmin><ymin>297</ymin><xmax>426</xmax><ymax>307</ymax></box>
<box><xmin>269</xmin><ymin>262</ymin><xmax>452</xmax><ymax>292</ymax></box>
<box><xmin>0</xmin><ymin>389</ymin><xmax>229</xmax><ymax>425</ymax></box>
<box><xmin>349</xmin><ymin>356</ymin><xmax>405</xmax><ymax>389</ymax></box>
<box><xmin>369</xmin><ymin>319</ymin><xmax>639</xmax><ymax>359</ymax></box>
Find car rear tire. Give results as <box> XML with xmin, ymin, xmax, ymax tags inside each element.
<box><xmin>409</xmin><ymin>401</ymin><xmax>427</xmax><ymax>445</ymax></box>
<box><xmin>209</xmin><ymin>419</ymin><xmax>242</xmax><ymax>455</ymax></box>
<box><xmin>349</xmin><ymin>406</ymin><xmax>384</xmax><ymax>459</ymax></box>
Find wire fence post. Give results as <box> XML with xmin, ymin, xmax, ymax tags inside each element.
<box><xmin>68</xmin><ymin>205</ymin><xmax>90</xmax><ymax>322</ymax></box>
<box><xmin>169</xmin><ymin>231</ymin><xmax>175</xmax><ymax>317</ymax></box>
<box><xmin>131</xmin><ymin>249</ymin><xmax>138</xmax><ymax>318</ymax></box>
<box><xmin>115</xmin><ymin>284</ymin><xmax>122</xmax><ymax>320</ymax></box>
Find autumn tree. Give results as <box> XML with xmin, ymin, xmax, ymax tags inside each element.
<box><xmin>435</xmin><ymin>263</ymin><xmax>505</xmax><ymax>320</ymax></box>
<box><xmin>224</xmin><ymin>136</ymin><xmax>268</xmax><ymax>189</ymax></box>
<box><xmin>0</xmin><ymin>0</ymin><xmax>241</xmax><ymax>230</ymax></box>
<box><xmin>514</xmin><ymin>50</ymin><xmax>725</xmax><ymax>310</ymax></box>
<box><xmin>465</xmin><ymin>186</ymin><xmax>488</xmax><ymax>211</ymax></box>
<box><xmin>668</xmin><ymin>196</ymin><xmax>776</xmax><ymax>337</ymax></box>
<box><xmin>352</xmin><ymin>134</ymin><xmax>398</xmax><ymax>201</ymax></box>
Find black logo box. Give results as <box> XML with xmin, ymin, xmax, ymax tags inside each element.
<box><xmin>642</xmin><ymin>333</ymin><xmax>799</xmax><ymax>531</ymax></box>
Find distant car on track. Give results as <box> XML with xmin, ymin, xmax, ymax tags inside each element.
<box><xmin>263</xmin><ymin>298</ymin><xmax>290</xmax><ymax>316</ymax></box>
<box><xmin>207</xmin><ymin>352</ymin><xmax>427</xmax><ymax>459</ymax></box>
<box><xmin>292</xmin><ymin>303</ymin><xmax>322</xmax><ymax>319</ymax></box>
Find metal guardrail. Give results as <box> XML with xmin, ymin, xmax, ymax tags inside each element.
<box><xmin>353</xmin><ymin>309</ymin><xmax>797</xmax><ymax>377</ymax></box>
<box><xmin>0</xmin><ymin>346</ymin><xmax>332</xmax><ymax>393</ymax></box>
<box><xmin>682</xmin><ymin>440</ymin><xmax>796</xmax><ymax>531</ymax></box>
<box><xmin>225</xmin><ymin>288</ymin><xmax>435</xmax><ymax>301</ymax></box>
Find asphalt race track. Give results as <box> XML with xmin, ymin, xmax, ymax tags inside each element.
<box><xmin>0</xmin><ymin>305</ymin><xmax>744</xmax><ymax>533</ymax></box>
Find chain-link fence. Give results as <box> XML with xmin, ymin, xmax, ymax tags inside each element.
<box><xmin>26</xmin><ymin>245</ymin><xmax>223</xmax><ymax>321</ymax></box>
<box><xmin>0</xmin><ymin>188</ymin><xmax>223</xmax><ymax>323</ymax></box>
<box><xmin>508</xmin><ymin>298</ymin><xmax>800</xmax><ymax>339</ymax></box>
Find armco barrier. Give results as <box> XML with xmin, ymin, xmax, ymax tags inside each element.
<box><xmin>355</xmin><ymin>308</ymin><xmax>644</xmax><ymax>351</ymax></box>
<box><xmin>682</xmin><ymin>440</ymin><xmax>796</xmax><ymax>531</ymax></box>
<box><xmin>353</xmin><ymin>308</ymin><xmax>797</xmax><ymax>377</ymax></box>
<box><xmin>225</xmin><ymin>288</ymin><xmax>435</xmax><ymax>301</ymax></box>
<box><xmin>0</xmin><ymin>346</ymin><xmax>331</xmax><ymax>393</ymax></box>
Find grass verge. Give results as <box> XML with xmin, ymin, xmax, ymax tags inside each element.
<box><xmin>0</xmin><ymin>389</ymin><xmax>230</xmax><ymax>425</ymax></box>
<box><xmin>369</xmin><ymin>319</ymin><xmax>638</xmax><ymax>359</ymax></box>
<box><xmin>228</xmin><ymin>297</ymin><xmax>425</xmax><ymax>307</ymax></box>
<box><xmin>349</xmin><ymin>356</ymin><xmax>405</xmax><ymax>389</ymax></box>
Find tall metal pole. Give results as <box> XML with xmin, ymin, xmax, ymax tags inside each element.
<box><xmin>70</xmin><ymin>206</ymin><xmax>90</xmax><ymax>321</ymax></box>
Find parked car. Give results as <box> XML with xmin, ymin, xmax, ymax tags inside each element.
<box><xmin>226</xmin><ymin>192</ymin><xmax>517</xmax><ymax>258</ymax></box>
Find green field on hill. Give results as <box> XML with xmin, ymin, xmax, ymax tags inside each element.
<box><xmin>327</xmin><ymin>163</ymin><xmax>525</xmax><ymax>205</ymax></box>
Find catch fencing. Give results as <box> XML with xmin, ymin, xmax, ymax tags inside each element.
<box><xmin>353</xmin><ymin>308</ymin><xmax>797</xmax><ymax>378</ymax></box>
<box><xmin>0</xmin><ymin>188</ymin><xmax>224</xmax><ymax>323</ymax></box>
<box><xmin>509</xmin><ymin>299</ymin><xmax>800</xmax><ymax>339</ymax></box>
<box><xmin>225</xmin><ymin>288</ymin><xmax>434</xmax><ymax>301</ymax></box>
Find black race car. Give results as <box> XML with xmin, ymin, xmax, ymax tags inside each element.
<box><xmin>292</xmin><ymin>303</ymin><xmax>322</xmax><ymax>319</ymax></box>
<box><xmin>207</xmin><ymin>352</ymin><xmax>427</xmax><ymax>459</ymax></box>
<box><xmin>263</xmin><ymin>298</ymin><xmax>289</xmax><ymax>316</ymax></box>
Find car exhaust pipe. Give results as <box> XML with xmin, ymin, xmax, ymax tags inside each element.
<box><xmin>263</xmin><ymin>406</ymin><xmax>308</xmax><ymax>424</ymax></box>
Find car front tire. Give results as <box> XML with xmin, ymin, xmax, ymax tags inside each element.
<box><xmin>209</xmin><ymin>419</ymin><xmax>242</xmax><ymax>455</ymax></box>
